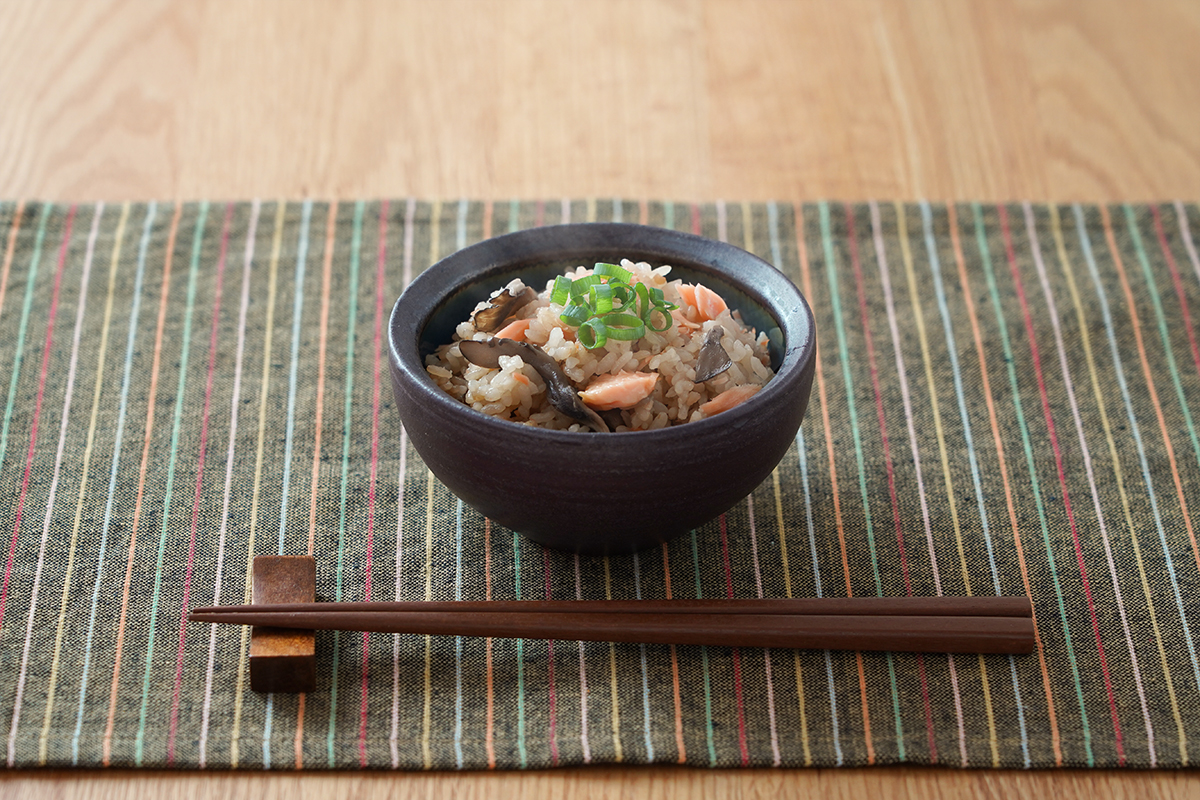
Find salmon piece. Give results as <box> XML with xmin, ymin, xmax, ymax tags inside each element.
<box><xmin>579</xmin><ymin>371</ymin><xmax>659</xmax><ymax>410</ymax></box>
<box><xmin>512</xmin><ymin>372</ymin><xmax>531</xmax><ymax>386</ymax></box>
<box><xmin>693</xmin><ymin>284</ymin><xmax>728</xmax><ymax>321</ymax></box>
<box><xmin>677</xmin><ymin>283</ymin><xmax>697</xmax><ymax>309</ymax></box>
<box><xmin>700</xmin><ymin>384</ymin><xmax>760</xmax><ymax>416</ymax></box>
<box><xmin>493</xmin><ymin>318</ymin><xmax>533</xmax><ymax>342</ymax></box>
<box><xmin>678</xmin><ymin>282</ymin><xmax>728</xmax><ymax>322</ymax></box>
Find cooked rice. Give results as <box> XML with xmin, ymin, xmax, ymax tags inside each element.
<box><xmin>425</xmin><ymin>259</ymin><xmax>775</xmax><ymax>431</ymax></box>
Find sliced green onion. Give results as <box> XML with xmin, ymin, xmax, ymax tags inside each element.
<box><xmin>609</xmin><ymin>282</ymin><xmax>636</xmax><ymax>308</ymax></box>
<box><xmin>569</xmin><ymin>274</ymin><xmax>603</xmax><ymax>299</ymax></box>
<box><xmin>630</xmin><ymin>282</ymin><xmax>675</xmax><ymax>331</ymax></box>
<box><xmin>553</xmin><ymin>263</ymin><xmax>678</xmax><ymax>348</ymax></box>
<box><xmin>633</xmin><ymin>282</ymin><xmax>650</xmax><ymax>313</ymax></box>
<box><xmin>643</xmin><ymin>285</ymin><xmax>676</xmax><ymax>313</ymax></box>
<box><xmin>593</xmin><ymin>262</ymin><xmax>633</xmax><ymax>283</ymax></box>
<box><xmin>550</xmin><ymin>275</ymin><xmax>573</xmax><ymax>305</ymax></box>
<box><xmin>645</xmin><ymin>305</ymin><xmax>673</xmax><ymax>332</ymax></box>
<box><xmin>559</xmin><ymin>303</ymin><xmax>591</xmax><ymax>327</ymax></box>
<box><xmin>599</xmin><ymin>313</ymin><xmax>646</xmax><ymax>340</ymax></box>
<box><xmin>576</xmin><ymin>317</ymin><xmax>608</xmax><ymax>349</ymax></box>
<box><xmin>589</xmin><ymin>283</ymin><xmax>614</xmax><ymax>314</ymax></box>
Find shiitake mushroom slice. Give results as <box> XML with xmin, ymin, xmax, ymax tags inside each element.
<box><xmin>471</xmin><ymin>285</ymin><xmax>538</xmax><ymax>332</ymax></box>
<box><xmin>694</xmin><ymin>326</ymin><xmax>732</xmax><ymax>383</ymax></box>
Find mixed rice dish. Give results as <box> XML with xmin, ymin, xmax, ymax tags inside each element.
<box><xmin>425</xmin><ymin>259</ymin><xmax>775</xmax><ymax>432</ymax></box>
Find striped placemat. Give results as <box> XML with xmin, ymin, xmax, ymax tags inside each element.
<box><xmin>0</xmin><ymin>199</ymin><xmax>1197</xmax><ymax>770</ymax></box>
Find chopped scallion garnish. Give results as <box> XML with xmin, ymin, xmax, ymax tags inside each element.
<box><xmin>589</xmin><ymin>283</ymin><xmax>614</xmax><ymax>314</ymax></box>
<box><xmin>576</xmin><ymin>317</ymin><xmax>609</xmax><ymax>349</ymax></box>
<box><xmin>550</xmin><ymin>263</ymin><xmax>677</xmax><ymax>349</ymax></box>
<box><xmin>600</xmin><ymin>313</ymin><xmax>647</xmax><ymax>340</ymax></box>
<box><xmin>592</xmin><ymin>262</ymin><xmax>633</xmax><ymax>283</ymax></box>
<box><xmin>559</xmin><ymin>303</ymin><xmax>592</xmax><ymax>327</ymax></box>
<box><xmin>550</xmin><ymin>275</ymin><xmax>573</xmax><ymax>305</ymax></box>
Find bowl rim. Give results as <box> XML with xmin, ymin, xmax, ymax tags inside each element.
<box><xmin>388</xmin><ymin>222</ymin><xmax>816</xmax><ymax>444</ymax></box>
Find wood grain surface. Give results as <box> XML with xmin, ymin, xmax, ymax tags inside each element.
<box><xmin>2</xmin><ymin>767</ymin><xmax>1200</xmax><ymax>800</ymax></box>
<box><xmin>2</xmin><ymin>1</ymin><xmax>1199</xmax><ymax>798</ymax></box>
<box><xmin>2</xmin><ymin>0</ymin><xmax>1198</xmax><ymax>202</ymax></box>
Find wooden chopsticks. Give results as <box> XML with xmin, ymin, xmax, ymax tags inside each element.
<box><xmin>190</xmin><ymin>597</ymin><xmax>1034</xmax><ymax>654</ymax></box>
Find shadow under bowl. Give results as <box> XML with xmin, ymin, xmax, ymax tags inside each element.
<box><xmin>388</xmin><ymin>223</ymin><xmax>816</xmax><ymax>555</ymax></box>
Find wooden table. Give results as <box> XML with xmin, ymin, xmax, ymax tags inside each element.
<box><xmin>2</xmin><ymin>1</ymin><xmax>1198</xmax><ymax>797</ymax></box>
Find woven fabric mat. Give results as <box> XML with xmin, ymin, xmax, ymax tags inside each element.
<box><xmin>0</xmin><ymin>199</ymin><xmax>1198</xmax><ymax>770</ymax></box>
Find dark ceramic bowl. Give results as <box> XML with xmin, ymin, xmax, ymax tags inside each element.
<box><xmin>388</xmin><ymin>223</ymin><xmax>816</xmax><ymax>555</ymax></box>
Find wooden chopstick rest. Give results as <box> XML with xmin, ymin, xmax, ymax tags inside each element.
<box><xmin>249</xmin><ymin>555</ymin><xmax>316</xmax><ymax>693</ymax></box>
